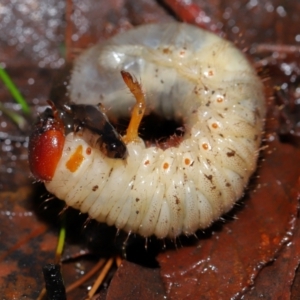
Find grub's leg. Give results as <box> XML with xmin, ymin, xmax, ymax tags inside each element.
<box><xmin>47</xmin><ymin>100</ymin><xmax>65</xmax><ymax>128</ymax></box>
<box><xmin>162</xmin><ymin>0</ymin><xmax>221</xmax><ymax>34</ymax></box>
<box><xmin>121</xmin><ymin>70</ymin><xmax>146</xmax><ymax>144</ymax></box>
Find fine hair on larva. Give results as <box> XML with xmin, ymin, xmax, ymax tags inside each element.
<box><xmin>44</xmin><ymin>22</ymin><xmax>266</xmax><ymax>239</ymax></box>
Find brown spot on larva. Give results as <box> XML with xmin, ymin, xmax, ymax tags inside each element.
<box><xmin>66</xmin><ymin>145</ymin><xmax>84</xmax><ymax>173</ymax></box>
<box><xmin>205</xmin><ymin>174</ymin><xmax>213</xmax><ymax>182</ymax></box>
<box><xmin>175</xmin><ymin>196</ymin><xmax>180</xmax><ymax>205</ymax></box>
<box><xmin>160</xmin><ymin>80</ymin><xmax>164</xmax><ymax>84</ymax></box>
<box><xmin>212</xmin><ymin>122</ymin><xmax>218</xmax><ymax>129</ymax></box>
<box><xmin>136</xmin><ymin>211</ymin><xmax>139</xmax><ymax>214</ymax></box>
<box><xmin>163</xmin><ymin>162</ymin><xmax>169</xmax><ymax>170</ymax></box>
<box><xmin>254</xmin><ymin>135</ymin><xmax>258</xmax><ymax>141</ymax></box>
<box><xmin>217</xmin><ymin>97</ymin><xmax>223</xmax><ymax>103</ymax></box>
<box><xmin>86</xmin><ymin>147</ymin><xmax>92</xmax><ymax>155</ymax></box>
<box><xmin>218</xmin><ymin>113</ymin><xmax>224</xmax><ymax>118</ymax></box>
<box><xmin>206</xmin><ymin>101</ymin><xmax>211</xmax><ymax>107</ymax></box>
<box><xmin>163</xmin><ymin>47</ymin><xmax>171</xmax><ymax>54</ymax></box>
<box><xmin>136</xmin><ymin>198</ymin><xmax>140</xmax><ymax>202</ymax></box>
<box><xmin>184</xmin><ymin>158</ymin><xmax>190</xmax><ymax>165</ymax></box>
<box><xmin>226</xmin><ymin>182</ymin><xmax>231</xmax><ymax>187</ymax></box>
<box><xmin>207</xmin><ymin>159</ymin><xmax>211</xmax><ymax>165</ymax></box>
<box><xmin>202</xmin><ymin>143</ymin><xmax>209</xmax><ymax>150</ymax></box>
<box><xmin>227</xmin><ymin>150</ymin><xmax>236</xmax><ymax>157</ymax></box>
<box><xmin>92</xmin><ymin>185</ymin><xmax>99</xmax><ymax>191</ymax></box>
<box><xmin>108</xmin><ymin>168</ymin><xmax>113</xmax><ymax>177</ymax></box>
<box><xmin>144</xmin><ymin>160</ymin><xmax>150</xmax><ymax>165</ymax></box>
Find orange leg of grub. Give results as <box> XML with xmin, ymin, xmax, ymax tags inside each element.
<box><xmin>121</xmin><ymin>70</ymin><xmax>146</xmax><ymax>144</ymax></box>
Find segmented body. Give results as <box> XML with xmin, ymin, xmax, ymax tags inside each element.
<box><xmin>44</xmin><ymin>23</ymin><xmax>265</xmax><ymax>238</ymax></box>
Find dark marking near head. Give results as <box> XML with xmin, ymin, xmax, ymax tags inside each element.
<box><xmin>64</xmin><ymin>104</ymin><xmax>127</xmax><ymax>159</ymax></box>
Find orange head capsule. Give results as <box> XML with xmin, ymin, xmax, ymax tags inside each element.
<box><xmin>28</xmin><ymin>102</ymin><xmax>65</xmax><ymax>181</ymax></box>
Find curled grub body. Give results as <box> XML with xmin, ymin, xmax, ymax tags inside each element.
<box><xmin>39</xmin><ymin>23</ymin><xmax>265</xmax><ymax>238</ymax></box>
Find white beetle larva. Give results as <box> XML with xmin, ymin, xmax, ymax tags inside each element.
<box><xmin>29</xmin><ymin>23</ymin><xmax>266</xmax><ymax>239</ymax></box>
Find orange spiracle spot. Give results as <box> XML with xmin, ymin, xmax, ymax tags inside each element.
<box><xmin>66</xmin><ymin>145</ymin><xmax>84</xmax><ymax>172</ymax></box>
<box><xmin>202</xmin><ymin>143</ymin><xmax>209</xmax><ymax>150</ymax></box>
<box><xmin>163</xmin><ymin>162</ymin><xmax>169</xmax><ymax>170</ymax></box>
<box><xmin>184</xmin><ymin>158</ymin><xmax>191</xmax><ymax>165</ymax></box>
<box><xmin>29</xmin><ymin>117</ymin><xmax>65</xmax><ymax>182</ymax></box>
<box><xmin>208</xmin><ymin>70</ymin><xmax>214</xmax><ymax>76</ymax></box>
<box><xmin>212</xmin><ymin>122</ymin><xmax>218</xmax><ymax>129</ymax></box>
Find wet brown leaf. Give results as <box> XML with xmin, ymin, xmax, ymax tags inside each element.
<box><xmin>0</xmin><ymin>187</ymin><xmax>57</xmax><ymax>299</ymax></box>
<box><xmin>245</xmin><ymin>215</ymin><xmax>300</xmax><ymax>299</ymax></box>
<box><xmin>106</xmin><ymin>260</ymin><xmax>166</xmax><ymax>300</ymax></box>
